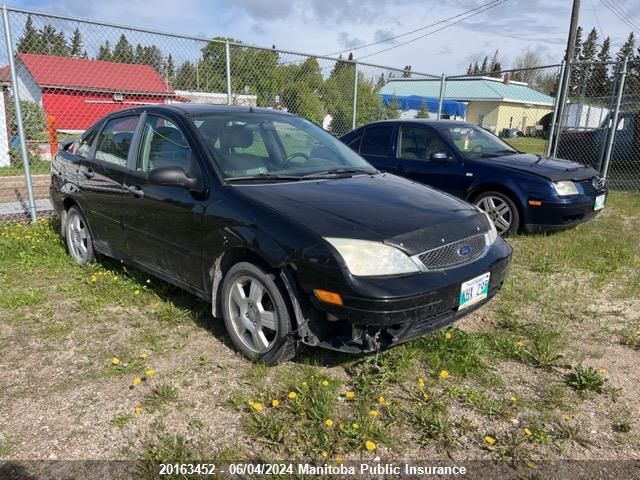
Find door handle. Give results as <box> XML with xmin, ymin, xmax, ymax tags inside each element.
<box><xmin>126</xmin><ymin>185</ymin><xmax>145</xmax><ymax>198</ymax></box>
<box><xmin>82</xmin><ymin>168</ymin><xmax>95</xmax><ymax>179</ymax></box>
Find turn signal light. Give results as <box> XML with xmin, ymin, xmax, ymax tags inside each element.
<box><xmin>314</xmin><ymin>289</ymin><xmax>343</xmax><ymax>306</ymax></box>
<box><xmin>528</xmin><ymin>200</ymin><xmax>542</xmax><ymax>206</ymax></box>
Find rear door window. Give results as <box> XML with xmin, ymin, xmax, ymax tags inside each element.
<box><xmin>95</xmin><ymin>115</ymin><xmax>140</xmax><ymax>167</ymax></box>
<box><xmin>360</xmin><ymin>125</ymin><xmax>393</xmax><ymax>156</ymax></box>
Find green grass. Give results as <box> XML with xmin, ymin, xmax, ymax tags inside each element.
<box><xmin>0</xmin><ymin>159</ymin><xmax>51</xmax><ymax>176</ymax></box>
<box><xmin>504</xmin><ymin>136</ymin><xmax>547</xmax><ymax>155</ymax></box>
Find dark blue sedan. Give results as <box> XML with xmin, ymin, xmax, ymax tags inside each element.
<box><xmin>340</xmin><ymin>120</ymin><xmax>608</xmax><ymax>235</ymax></box>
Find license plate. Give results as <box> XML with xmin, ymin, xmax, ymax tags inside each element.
<box><xmin>594</xmin><ymin>194</ymin><xmax>606</xmax><ymax>211</ymax></box>
<box><xmin>459</xmin><ymin>272</ymin><xmax>490</xmax><ymax>310</ymax></box>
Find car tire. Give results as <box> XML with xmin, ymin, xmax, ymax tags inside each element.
<box><xmin>473</xmin><ymin>191</ymin><xmax>520</xmax><ymax>237</ymax></box>
<box><xmin>221</xmin><ymin>262</ymin><xmax>298</xmax><ymax>365</ymax></box>
<box><xmin>65</xmin><ymin>206</ymin><xmax>96</xmax><ymax>265</ymax></box>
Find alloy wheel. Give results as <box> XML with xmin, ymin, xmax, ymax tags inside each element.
<box><xmin>66</xmin><ymin>209</ymin><xmax>90</xmax><ymax>263</ymax></box>
<box><xmin>476</xmin><ymin>195</ymin><xmax>513</xmax><ymax>235</ymax></box>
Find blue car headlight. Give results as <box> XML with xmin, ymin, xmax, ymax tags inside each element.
<box><xmin>553</xmin><ymin>181</ymin><xmax>579</xmax><ymax>196</ymax></box>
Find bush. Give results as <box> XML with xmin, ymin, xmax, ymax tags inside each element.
<box><xmin>7</xmin><ymin>100</ymin><xmax>48</xmax><ymax>142</ymax></box>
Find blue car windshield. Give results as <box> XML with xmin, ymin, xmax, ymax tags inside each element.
<box><xmin>444</xmin><ymin>125</ymin><xmax>518</xmax><ymax>158</ymax></box>
<box><xmin>190</xmin><ymin>112</ymin><xmax>377</xmax><ymax>180</ymax></box>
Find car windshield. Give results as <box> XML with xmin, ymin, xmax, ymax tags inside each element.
<box><xmin>190</xmin><ymin>112</ymin><xmax>377</xmax><ymax>181</ymax></box>
<box><xmin>443</xmin><ymin>125</ymin><xmax>518</xmax><ymax>159</ymax></box>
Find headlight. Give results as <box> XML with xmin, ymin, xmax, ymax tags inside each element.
<box><xmin>324</xmin><ymin>237</ymin><xmax>420</xmax><ymax>276</ymax></box>
<box><xmin>482</xmin><ymin>212</ymin><xmax>499</xmax><ymax>244</ymax></box>
<box><xmin>553</xmin><ymin>180</ymin><xmax>579</xmax><ymax>196</ymax></box>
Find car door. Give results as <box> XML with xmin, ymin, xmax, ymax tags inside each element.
<box><xmin>79</xmin><ymin>114</ymin><xmax>142</xmax><ymax>253</ymax></box>
<box><xmin>395</xmin><ymin>125</ymin><xmax>469</xmax><ymax>198</ymax></box>
<box><xmin>358</xmin><ymin>124</ymin><xmax>398</xmax><ymax>173</ymax></box>
<box><xmin>121</xmin><ymin>114</ymin><xmax>207</xmax><ymax>289</ymax></box>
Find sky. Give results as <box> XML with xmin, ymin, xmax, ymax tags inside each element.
<box><xmin>8</xmin><ymin>0</ymin><xmax>640</xmax><ymax>75</ymax></box>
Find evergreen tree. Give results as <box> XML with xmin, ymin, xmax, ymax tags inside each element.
<box><xmin>52</xmin><ymin>31</ymin><xmax>69</xmax><ymax>56</ymax></box>
<box><xmin>38</xmin><ymin>25</ymin><xmax>57</xmax><ymax>55</ymax></box>
<box><xmin>96</xmin><ymin>41</ymin><xmax>112</xmax><ymax>61</ymax></box>
<box><xmin>490</xmin><ymin>61</ymin><xmax>502</xmax><ymax>78</ymax></box>
<box><xmin>489</xmin><ymin>50</ymin><xmax>499</xmax><ymax>71</ymax></box>
<box><xmin>415</xmin><ymin>101</ymin><xmax>429</xmax><ymax>118</ymax></box>
<box><xmin>174</xmin><ymin>61</ymin><xmax>197</xmax><ymax>90</ymax></box>
<box><xmin>587</xmin><ymin>36</ymin><xmax>611</xmax><ymax>98</ymax></box>
<box><xmin>572</xmin><ymin>26</ymin><xmax>583</xmax><ymax>61</ymax></box>
<box><xmin>480</xmin><ymin>55</ymin><xmax>488</xmax><ymax>73</ymax></box>
<box><xmin>617</xmin><ymin>32</ymin><xmax>635</xmax><ymax>61</ymax></box>
<box><xmin>16</xmin><ymin>15</ymin><xmax>41</xmax><ymax>53</ymax></box>
<box><xmin>466</xmin><ymin>63</ymin><xmax>473</xmax><ymax>75</ymax></box>
<box><xmin>472</xmin><ymin>61</ymin><xmax>479</xmax><ymax>74</ymax></box>
<box><xmin>164</xmin><ymin>54</ymin><xmax>175</xmax><ymax>81</ymax></box>
<box><xmin>70</xmin><ymin>28</ymin><xmax>83</xmax><ymax>56</ymax></box>
<box><xmin>575</xmin><ymin>27</ymin><xmax>598</xmax><ymax>98</ymax></box>
<box><xmin>113</xmin><ymin>34</ymin><xmax>134</xmax><ymax>63</ymax></box>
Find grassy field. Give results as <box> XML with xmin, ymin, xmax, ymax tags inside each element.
<box><xmin>504</xmin><ymin>136</ymin><xmax>548</xmax><ymax>155</ymax></box>
<box><xmin>0</xmin><ymin>193</ymin><xmax>639</xmax><ymax>474</ymax></box>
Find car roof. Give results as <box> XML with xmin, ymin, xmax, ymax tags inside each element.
<box><xmin>353</xmin><ymin>119</ymin><xmax>474</xmax><ymax>129</ymax></box>
<box><xmin>110</xmin><ymin>103</ymin><xmax>294</xmax><ymax>117</ymax></box>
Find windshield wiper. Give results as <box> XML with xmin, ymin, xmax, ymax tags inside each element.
<box><xmin>226</xmin><ymin>173</ymin><xmax>303</xmax><ymax>182</ymax></box>
<box><xmin>301</xmin><ymin>168</ymin><xmax>377</xmax><ymax>178</ymax></box>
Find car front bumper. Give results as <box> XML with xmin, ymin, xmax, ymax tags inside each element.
<box><xmin>303</xmin><ymin>240</ymin><xmax>512</xmax><ymax>353</ymax></box>
<box><xmin>524</xmin><ymin>192</ymin><xmax>607</xmax><ymax>233</ymax></box>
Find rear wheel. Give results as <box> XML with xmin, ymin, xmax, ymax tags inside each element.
<box><xmin>221</xmin><ymin>262</ymin><xmax>298</xmax><ymax>364</ymax></box>
<box><xmin>474</xmin><ymin>191</ymin><xmax>520</xmax><ymax>236</ymax></box>
<box><xmin>65</xmin><ymin>206</ymin><xmax>96</xmax><ymax>265</ymax></box>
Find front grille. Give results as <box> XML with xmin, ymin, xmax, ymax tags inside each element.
<box><xmin>418</xmin><ymin>233</ymin><xmax>487</xmax><ymax>270</ymax></box>
<box><xmin>579</xmin><ymin>176</ymin><xmax>605</xmax><ymax>196</ymax></box>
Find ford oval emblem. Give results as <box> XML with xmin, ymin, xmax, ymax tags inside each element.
<box><xmin>457</xmin><ymin>244</ymin><xmax>472</xmax><ymax>257</ymax></box>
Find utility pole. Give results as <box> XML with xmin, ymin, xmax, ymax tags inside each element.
<box><xmin>550</xmin><ymin>0</ymin><xmax>580</xmax><ymax>156</ymax></box>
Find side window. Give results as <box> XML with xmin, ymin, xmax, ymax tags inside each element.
<box><xmin>398</xmin><ymin>126</ymin><xmax>451</xmax><ymax>160</ymax></box>
<box><xmin>75</xmin><ymin>127</ymin><xmax>98</xmax><ymax>158</ymax></box>
<box><xmin>347</xmin><ymin>134</ymin><xmax>362</xmax><ymax>151</ymax></box>
<box><xmin>360</xmin><ymin>125</ymin><xmax>393</xmax><ymax>156</ymax></box>
<box><xmin>137</xmin><ymin>115</ymin><xmax>194</xmax><ymax>173</ymax></box>
<box><xmin>95</xmin><ymin>116</ymin><xmax>139</xmax><ymax>167</ymax></box>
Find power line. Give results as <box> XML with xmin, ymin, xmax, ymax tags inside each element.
<box><xmin>358</xmin><ymin>0</ymin><xmax>510</xmax><ymax>60</ymax></box>
<box><xmin>606</xmin><ymin>0</ymin><xmax>640</xmax><ymax>31</ymax></box>
<box><xmin>601</xmin><ymin>0</ymin><xmax>640</xmax><ymax>34</ymax></box>
<box><xmin>325</xmin><ymin>0</ymin><xmax>504</xmax><ymax>57</ymax></box>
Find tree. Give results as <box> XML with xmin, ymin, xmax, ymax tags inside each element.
<box><xmin>70</xmin><ymin>28</ymin><xmax>83</xmax><ymax>56</ymax></box>
<box><xmin>113</xmin><ymin>34</ymin><xmax>134</xmax><ymax>63</ymax></box>
<box><xmin>572</xmin><ymin>26</ymin><xmax>583</xmax><ymax>61</ymax></box>
<box><xmin>512</xmin><ymin>49</ymin><xmax>543</xmax><ymax>84</ymax></box>
<box><xmin>384</xmin><ymin>94</ymin><xmax>401</xmax><ymax>119</ymax></box>
<box><xmin>617</xmin><ymin>32</ymin><xmax>635</xmax><ymax>62</ymax></box>
<box><xmin>52</xmin><ymin>31</ymin><xmax>69</xmax><ymax>56</ymax></box>
<box><xmin>480</xmin><ymin>55</ymin><xmax>488</xmax><ymax>74</ymax></box>
<box><xmin>574</xmin><ymin>27</ymin><xmax>598</xmax><ymax>98</ymax></box>
<box><xmin>96</xmin><ymin>41</ymin><xmax>112</xmax><ymax>61</ymax></box>
<box><xmin>173</xmin><ymin>61</ymin><xmax>197</xmax><ymax>90</ymax></box>
<box><xmin>164</xmin><ymin>54</ymin><xmax>175</xmax><ymax>81</ymax></box>
<box><xmin>402</xmin><ymin>65</ymin><xmax>412</xmax><ymax>78</ymax></box>
<box><xmin>415</xmin><ymin>101</ymin><xmax>429</xmax><ymax>118</ymax></box>
<box><xmin>586</xmin><ymin>36</ymin><xmax>611</xmax><ymax>98</ymax></box>
<box><xmin>472</xmin><ymin>61</ymin><xmax>479</xmax><ymax>74</ymax></box>
<box><xmin>466</xmin><ymin>63</ymin><xmax>473</xmax><ymax>75</ymax></box>
<box><xmin>16</xmin><ymin>15</ymin><xmax>40</xmax><ymax>53</ymax></box>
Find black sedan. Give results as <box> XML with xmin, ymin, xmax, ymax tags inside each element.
<box><xmin>51</xmin><ymin>105</ymin><xmax>512</xmax><ymax>364</ymax></box>
<box><xmin>341</xmin><ymin>120</ymin><xmax>608</xmax><ymax>235</ymax></box>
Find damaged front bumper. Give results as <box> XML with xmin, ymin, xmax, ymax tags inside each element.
<box><xmin>300</xmin><ymin>245</ymin><xmax>512</xmax><ymax>353</ymax></box>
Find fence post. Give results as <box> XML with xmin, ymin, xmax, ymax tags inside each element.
<box><xmin>225</xmin><ymin>41</ymin><xmax>232</xmax><ymax>105</ymax></box>
<box><xmin>545</xmin><ymin>60</ymin><xmax>565</xmax><ymax>157</ymax></box>
<box><xmin>601</xmin><ymin>57</ymin><xmax>627</xmax><ymax>182</ymax></box>
<box><xmin>437</xmin><ymin>73</ymin><xmax>446</xmax><ymax>120</ymax></box>
<box><xmin>351</xmin><ymin>61</ymin><xmax>358</xmax><ymax>130</ymax></box>
<box><xmin>2</xmin><ymin>5</ymin><xmax>36</xmax><ymax>222</ymax></box>
<box><xmin>552</xmin><ymin>60</ymin><xmax>573</xmax><ymax>157</ymax></box>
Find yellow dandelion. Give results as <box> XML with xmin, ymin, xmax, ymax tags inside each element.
<box><xmin>302</xmin><ymin>381</ymin><xmax>308</xmax><ymax>387</ymax></box>
<box><xmin>352</xmin><ymin>423</ymin><xmax>360</xmax><ymax>429</ymax></box>
<box><xmin>321</xmin><ymin>451</ymin><xmax>328</xmax><ymax>458</ymax></box>
<box><xmin>527</xmin><ymin>462</ymin><xmax>536</xmax><ymax>469</ymax></box>
<box><xmin>139</xmin><ymin>352</ymin><xmax>148</xmax><ymax>360</ymax></box>
<box><xmin>439</xmin><ymin>370</ymin><xmax>449</xmax><ymax>379</ymax></box>
<box><xmin>364</xmin><ymin>440</ymin><xmax>376</xmax><ymax>451</ymax></box>
<box><xmin>324</xmin><ymin>419</ymin><xmax>334</xmax><ymax>427</ymax></box>
<box><xmin>510</xmin><ymin>396</ymin><xmax>517</xmax><ymax>402</ymax></box>
<box><xmin>90</xmin><ymin>275</ymin><xmax>97</xmax><ymax>283</ymax></box>
<box><xmin>334</xmin><ymin>456</ymin><xmax>344</xmax><ymax>463</ymax></box>
<box><xmin>288</xmin><ymin>391</ymin><xmax>297</xmax><ymax>399</ymax></box>
<box><xmin>338</xmin><ymin>422</ymin><xmax>345</xmax><ymax>431</ymax></box>
<box><xmin>134</xmin><ymin>406</ymin><xmax>142</xmax><ymax>415</ymax></box>
<box><xmin>418</xmin><ymin>378</ymin><xmax>426</xmax><ymax>388</ymax></box>
<box><xmin>377</xmin><ymin>396</ymin><xmax>386</xmax><ymax>405</ymax></box>
<box><xmin>321</xmin><ymin>380</ymin><xmax>329</xmax><ymax>387</ymax></box>
<box><xmin>523</xmin><ymin>427</ymin><xmax>532</xmax><ymax>437</ymax></box>
<box><xmin>445</xmin><ymin>332</ymin><xmax>453</xmax><ymax>340</ymax></box>
<box><xmin>423</xmin><ymin>392</ymin><xmax>429</xmax><ymax>400</ymax></box>
<box><xmin>134</xmin><ymin>289</ymin><xmax>140</xmax><ymax>295</ymax></box>
<box><xmin>252</xmin><ymin>402</ymin><xmax>264</xmax><ymax>411</ymax></box>
<box><xmin>369</xmin><ymin>409</ymin><xmax>379</xmax><ymax>417</ymax></box>
<box><xmin>145</xmin><ymin>369</ymin><xmax>155</xmax><ymax>376</ymax></box>
<box><xmin>132</xmin><ymin>377</ymin><xmax>142</xmax><ymax>385</ymax></box>
<box><xmin>485</xmin><ymin>436</ymin><xmax>496</xmax><ymax>445</ymax></box>
<box><xmin>345</xmin><ymin>391</ymin><xmax>355</xmax><ymax>399</ymax></box>
<box><xmin>111</xmin><ymin>358</ymin><xmax>121</xmax><ymax>366</ymax></box>
<box><xmin>271</xmin><ymin>400</ymin><xmax>280</xmax><ymax>407</ymax></box>
<box><xmin>599</xmin><ymin>368</ymin><xmax>607</xmax><ymax>374</ymax></box>
<box><xmin>515</xmin><ymin>340</ymin><xmax>525</xmax><ymax>348</ymax></box>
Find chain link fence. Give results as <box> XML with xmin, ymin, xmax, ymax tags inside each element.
<box><xmin>0</xmin><ymin>7</ymin><xmax>638</xmax><ymax>224</ymax></box>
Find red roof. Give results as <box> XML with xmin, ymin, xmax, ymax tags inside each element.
<box><xmin>18</xmin><ymin>53</ymin><xmax>174</xmax><ymax>95</ymax></box>
<box><xmin>0</xmin><ymin>65</ymin><xmax>9</xmax><ymax>84</ymax></box>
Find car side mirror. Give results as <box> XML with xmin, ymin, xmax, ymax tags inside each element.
<box><xmin>148</xmin><ymin>166</ymin><xmax>201</xmax><ymax>192</ymax></box>
<box><xmin>430</xmin><ymin>152</ymin><xmax>455</xmax><ymax>163</ymax></box>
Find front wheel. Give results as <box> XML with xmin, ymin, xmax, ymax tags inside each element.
<box><xmin>65</xmin><ymin>206</ymin><xmax>96</xmax><ymax>265</ymax></box>
<box><xmin>474</xmin><ymin>191</ymin><xmax>520</xmax><ymax>236</ymax></box>
<box><xmin>220</xmin><ymin>262</ymin><xmax>298</xmax><ymax>365</ymax></box>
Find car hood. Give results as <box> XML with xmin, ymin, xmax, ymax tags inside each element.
<box><xmin>233</xmin><ymin>174</ymin><xmax>488</xmax><ymax>255</ymax></box>
<box><xmin>477</xmin><ymin>153</ymin><xmax>599</xmax><ymax>181</ymax></box>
